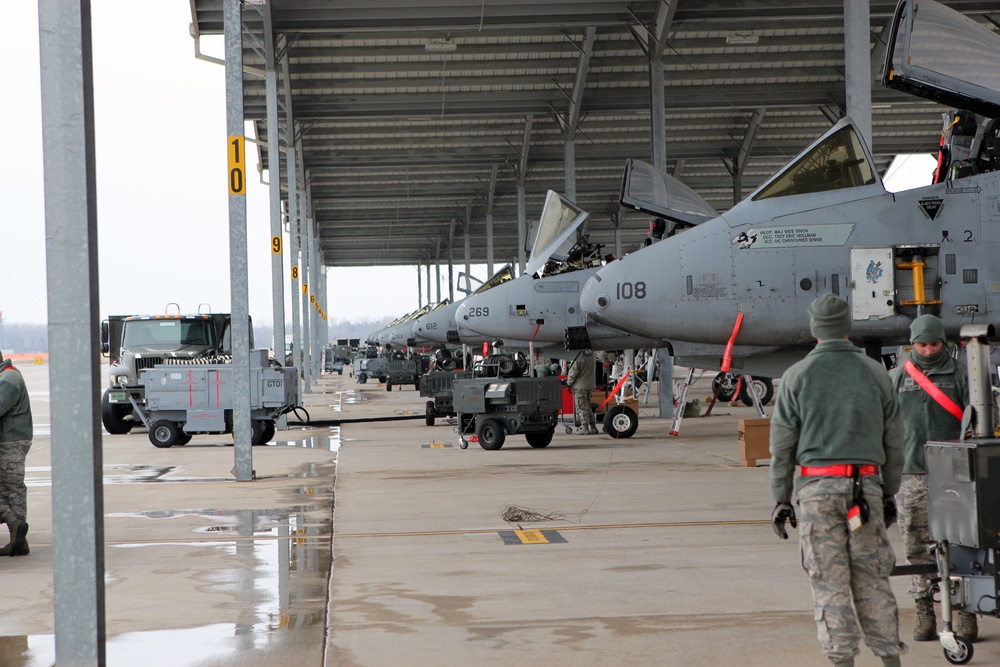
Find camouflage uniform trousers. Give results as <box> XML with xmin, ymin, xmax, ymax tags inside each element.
<box><xmin>797</xmin><ymin>476</ymin><xmax>907</xmax><ymax>663</ymax></box>
<box><xmin>895</xmin><ymin>474</ymin><xmax>934</xmax><ymax>599</ymax></box>
<box><xmin>573</xmin><ymin>388</ymin><xmax>596</xmax><ymax>428</ymax></box>
<box><xmin>0</xmin><ymin>439</ymin><xmax>32</xmax><ymax>524</ymax></box>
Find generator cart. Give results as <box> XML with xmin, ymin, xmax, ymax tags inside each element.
<box><xmin>915</xmin><ymin>325</ymin><xmax>1000</xmax><ymax>665</ymax></box>
<box><xmin>453</xmin><ymin>354</ymin><xmax>562</xmax><ymax>450</ymax></box>
<box><xmin>122</xmin><ymin>349</ymin><xmax>299</xmax><ymax>448</ymax></box>
<box><xmin>419</xmin><ymin>370</ymin><xmax>473</xmax><ymax>426</ymax></box>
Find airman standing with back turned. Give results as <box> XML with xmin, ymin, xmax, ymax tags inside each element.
<box><xmin>890</xmin><ymin>314</ymin><xmax>977</xmax><ymax>642</ymax></box>
<box><xmin>566</xmin><ymin>350</ymin><xmax>598</xmax><ymax>435</ymax></box>
<box><xmin>0</xmin><ymin>351</ymin><xmax>32</xmax><ymax>557</ymax></box>
<box><xmin>770</xmin><ymin>295</ymin><xmax>907</xmax><ymax>667</ymax></box>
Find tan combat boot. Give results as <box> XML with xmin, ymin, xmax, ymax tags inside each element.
<box><xmin>957</xmin><ymin>610</ymin><xmax>979</xmax><ymax>642</ymax></box>
<box><xmin>914</xmin><ymin>596</ymin><xmax>937</xmax><ymax>641</ymax></box>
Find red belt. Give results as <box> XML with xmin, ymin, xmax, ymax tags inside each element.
<box><xmin>800</xmin><ymin>464</ymin><xmax>878</xmax><ymax>477</ymax></box>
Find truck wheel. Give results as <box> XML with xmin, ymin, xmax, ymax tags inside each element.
<box><xmin>477</xmin><ymin>418</ymin><xmax>506</xmax><ymax>450</ymax></box>
<box><xmin>101</xmin><ymin>389</ymin><xmax>133</xmax><ymax>435</ymax></box>
<box><xmin>386</xmin><ymin>379</ymin><xmax>393</xmax><ymax>392</ymax></box>
<box><xmin>425</xmin><ymin>401</ymin><xmax>436</xmax><ymax>427</ymax></box>
<box><xmin>174</xmin><ymin>434</ymin><xmax>192</xmax><ymax>446</ymax></box>
<box><xmin>603</xmin><ymin>405</ymin><xmax>638</xmax><ymax>439</ymax></box>
<box><xmin>358</xmin><ymin>373</ymin><xmax>368</xmax><ymax>384</ymax></box>
<box><xmin>525</xmin><ymin>430</ymin><xmax>554</xmax><ymax>448</ymax></box>
<box><xmin>739</xmin><ymin>376</ymin><xmax>774</xmax><ymax>406</ymax></box>
<box><xmin>149</xmin><ymin>420</ymin><xmax>181</xmax><ymax>448</ymax></box>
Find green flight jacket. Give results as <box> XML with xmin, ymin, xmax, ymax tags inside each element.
<box><xmin>889</xmin><ymin>347</ymin><xmax>966</xmax><ymax>474</ymax></box>
<box><xmin>770</xmin><ymin>340</ymin><xmax>904</xmax><ymax>504</ymax></box>
<box><xmin>0</xmin><ymin>359</ymin><xmax>33</xmax><ymax>442</ymax></box>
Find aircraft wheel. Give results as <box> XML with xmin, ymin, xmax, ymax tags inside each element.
<box><xmin>386</xmin><ymin>379</ymin><xmax>393</xmax><ymax>392</ymax></box>
<box><xmin>603</xmin><ymin>405</ymin><xmax>638</xmax><ymax>439</ymax></box>
<box><xmin>101</xmin><ymin>389</ymin><xmax>134</xmax><ymax>434</ymax></box>
<box><xmin>712</xmin><ymin>373</ymin><xmax>740</xmax><ymax>402</ymax></box>
<box><xmin>148</xmin><ymin>420</ymin><xmax>181</xmax><ymax>448</ymax></box>
<box><xmin>425</xmin><ymin>401</ymin><xmax>436</xmax><ymax>427</ymax></box>
<box><xmin>525</xmin><ymin>430</ymin><xmax>554</xmax><ymax>448</ymax></box>
<box><xmin>739</xmin><ymin>376</ymin><xmax>774</xmax><ymax>406</ymax></box>
<box><xmin>944</xmin><ymin>636</ymin><xmax>973</xmax><ymax>665</ymax></box>
<box><xmin>358</xmin><ymin>373</ymin><xmax>368</xmax><ymax>384</ymax></box>
<box><xmin>477</xmin><ymin>418</ymin><xmax>506</xmax><ymax>450</ymax></box>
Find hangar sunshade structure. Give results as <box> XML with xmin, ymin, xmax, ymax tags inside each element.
<box><xmin>190</xmin><ymin>0</ymin><xmax>999</xmax><ymax>273</ymax></box>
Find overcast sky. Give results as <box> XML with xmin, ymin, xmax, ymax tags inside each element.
<box><xmin>1</xmin><ymin>2</ymin><xmax>935</xmax><ymax>329</ymax></box>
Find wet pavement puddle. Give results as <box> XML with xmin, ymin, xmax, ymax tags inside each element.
<box><xmin>5</xmin><ymin>467</ymin><xmax>335</xmax><ymax>666</ymax></box>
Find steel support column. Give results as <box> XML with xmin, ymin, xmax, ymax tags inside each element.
<box><xmin>485</xmin><ymin>165</ymin><xmax>497</xmax><ymax>277</ymax></box>
<box><xmin>38</xmin><ymin>0</ymin><xmax>107</xmax><ymax>661</ymax></box>
<box><xmin>263</xmin><ymin>0</ymin><xmax>285</xmax><ymax>379</ymax></box>
<box><xmin>844</xmin><ymin>0</ymin><xmax>873</xmax><ymax>149</ymax></box>
<box><xmin>225</xmin><ymin>0</ymin><xmax>253</xmax><ymax>480</ymax></box>
<box><xmin>281</xmin><ymin>43</ymin><xmax>302</xmax><ymax>390</ymax></box>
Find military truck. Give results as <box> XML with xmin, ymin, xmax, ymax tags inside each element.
<box><xmin>100</xmin><ymin>309</ymin><xmax>252</xmax><ymax>434</ymax></box>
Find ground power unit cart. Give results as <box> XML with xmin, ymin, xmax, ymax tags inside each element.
<box><xmin>453</xmin><ymin>364</ymin><xmax>562</xmax><ymax>450</ymax></box>
<box><xmin>122</xmin><ymin>350</ymin><xmax>299</xmax><ymax>448</ymax></box>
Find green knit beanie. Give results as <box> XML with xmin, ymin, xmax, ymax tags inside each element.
<box><xmin>808</xmin><ymin>294</ymin><xmax>851</xmax><ymax>339</ymax></box>
<box><xmin>909</xmin><ymin>314</ymin><xmax>946</xmax><ymax>343</ymax></box>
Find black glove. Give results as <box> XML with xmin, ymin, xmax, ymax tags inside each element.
<box><xmin>883</xmin><ymin>496</ymin><xmax>898</xmax><ymax>527</ymax></box>
<box><xmin>771</xmin><ymin>502</ymin><xmax>797</xmax><ymax>540</ymax></box>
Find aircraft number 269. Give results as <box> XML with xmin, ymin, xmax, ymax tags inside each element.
<box><xmin>469</xmin><ymin>307</ymin><xmax>490</xmax><ymax>317</ymax></box>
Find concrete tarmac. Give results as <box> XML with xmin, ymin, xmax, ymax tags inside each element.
<box><xmin>1</xmin><ymin>363</ymin><xmax>997</xmax><ymax>666</ymax></box>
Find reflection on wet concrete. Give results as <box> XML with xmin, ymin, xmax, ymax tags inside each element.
<box><xmin>7</xmin><ymin>475</ymin><xmax>335</xmax><ymax>666</ymax></box>
<box><xmin>268</xmin><ymin>429</ymin><xmax>344</xmax><ymax>452</ymax></box>
<box><xmin>27</xmin><ymin>449</ymin><xmax>340</xmax><ymax>486</ymax></box>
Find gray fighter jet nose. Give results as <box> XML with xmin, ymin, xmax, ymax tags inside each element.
<box><xmin>581</xmin><ymin>271</ymin><xmax>612</xmax><ymax>317</ymax></box>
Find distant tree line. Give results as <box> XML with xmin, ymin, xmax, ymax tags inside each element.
<box><xmin>0</xmin><ymin>323</ymin><xmax>48</xmax><ymax>354</ymax></box>
<box><xmin>0</xmin><ymin>315</ymin><xmax>398</xmax><ymax>355</ymax></box>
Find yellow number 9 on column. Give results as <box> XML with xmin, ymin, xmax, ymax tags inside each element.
<box><xmin>228</xmin><ymin>136</ymin><xmax>245</xmax><ymax>195</ymax></box>
<box><xmin>271</xmin><ymin>236</ymin><xmax>282</xmax><ymax>254</ymax></box>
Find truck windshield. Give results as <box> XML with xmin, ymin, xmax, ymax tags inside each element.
<box><xmin>122</xmin><ymin>319</ymin><xmax>214</xmax><ymax>350</ymax></box>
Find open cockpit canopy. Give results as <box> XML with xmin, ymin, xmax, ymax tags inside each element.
<box><xmin>883</xmin><ymin>0</ymin><xmax>1000</xmax><ymax>118</ymax></box>
<box><xmin>619</xmin><ymin>159</ymin><xmax>718</xmax><ymax>227</ymax></box>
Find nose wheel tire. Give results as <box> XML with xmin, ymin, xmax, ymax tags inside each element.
<box><xmin>739</xmin><ymin>376</ymin><xmax>774</xmax><ymax>406</ymax></box>
<box><xmin>711</xmin><ymin>373</ymin><xmax>739</xmax><ymax>402</ymax></box>
<box><xmin>425</xmin><ymin>400</ymin><xmax>436</xmax><ymax>426</ymax></box>
<box><xmin>603</xmin><ymin>405</ymin><xmax>638</xmax><ymax>439</ymax></box>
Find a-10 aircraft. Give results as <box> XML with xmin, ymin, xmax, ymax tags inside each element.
<box><xmin>581</xmin><ymin>0</ymin><xmax>1000</xmax><ymax>378</ymax></box>
<box><xmin>455</xmin><ymin>184</ymin><xmax>715</xmax><ymax>356</ymax></box>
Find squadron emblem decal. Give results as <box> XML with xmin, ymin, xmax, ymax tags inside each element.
<box><xmin>733</xmin><ymin>231</ymin><xmax>758</xmax><ymax>249</ymax></box>
<box><xmin>866</xmin><ymin>260</ymin><xmax>884</xmax><ymax>284</ymax></box>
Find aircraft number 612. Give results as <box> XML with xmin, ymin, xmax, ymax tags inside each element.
<box><xmin>616</xmin><ymin>281</ymin><xmax>646</xmax><ymax>300</ymax></box>
<box><xmin>469</xmin><ymin>307</ymin><xmax>490</xmax><ymax>317</ymax></box>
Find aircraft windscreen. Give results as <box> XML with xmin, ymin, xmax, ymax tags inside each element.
<box><xmin>752</xmin><ymin>125</ymin><xmax>876</xmax><ymax>201</ymax></box>
<box><xmin>525</xmin><ymin>191</ymin><xmax>588</xmax><ymax>276</ymax></box>
<box><xmin>474</xmin><ymin>265</ymin><xmax>515</xmax><ymax>294</ymax></box>
<box><xmin>431</xmin><ymin>299</ymin><xmax>451</xmax><ymax>310</ymax></box>
<box><xmin>884</xmin><ymin>0</ymin><xmax>1000</xmax><ymax>116</ymax></box>
<box><xmin>122</xmin><ymin>319</ymin><xmax>213</xmax><ymax>349</ymax></box>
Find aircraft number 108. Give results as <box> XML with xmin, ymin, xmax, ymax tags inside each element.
<box><xmin>616</xmin><ymin>281</ymin><xmax>646</xmax><ymax>300</ymax></box>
